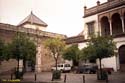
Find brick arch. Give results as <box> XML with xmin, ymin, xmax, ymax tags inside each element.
<box><xmin>100</xmin><ymin>16</ymin><xmax>110</xmax><ymax>36</ymax></box>
<box><xmin>119</xmin><ymin>45</ymin><xmax>125</xmax><ymax>72</ymax></box>
<box><xmin>111</xmin><ymin>13</ymin><xmax>122</xmax><ymax>35</ymax></box>
<box><xmin>110</xmin><ymin>10</ymin><xmax>122</xmax><ymax>18</ymax></box>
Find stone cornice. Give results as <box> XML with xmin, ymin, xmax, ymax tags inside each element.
<box><xmin>64</xmin><ymin>35</ymin><xmax>87</xmax><ymax>44</ymax></box>
<box><xmin>0</xmin><ymin>23</ymin><xmax>66</xmax><ymax>39</ymax></box>
<box><xmin>84</xmin><ymin>0</ymin><xmax>125</xmax><ymax>18</ymax></box>
<box><xmin>113</xmin><ymin>33</ymin><xmax>125</xmax><ymax>38</ymax></box>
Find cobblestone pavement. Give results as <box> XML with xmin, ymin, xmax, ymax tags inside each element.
<box><xmin>1</xmin><ymin>72</ymin><xmax>125</xmax><ymax>83</ymax></box>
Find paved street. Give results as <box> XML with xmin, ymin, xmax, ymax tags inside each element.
<box><xmin>1</xmin><ymin>72</ymin><xmax>125</xmax><ymax>83</ymax></box>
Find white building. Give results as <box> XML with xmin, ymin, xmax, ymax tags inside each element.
<box><xmin>65</xmin><ymin>0</ymin><xmax>125</xmax><ymax>72</ymax></box>
<box><xmin>79</xmin><ymin>0</ymin><xmax>125</xmax><ymax>72</ymax></box>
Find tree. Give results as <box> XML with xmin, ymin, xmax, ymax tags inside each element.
<box><xmin>10</xmin><ymin>32</ymin><xmax>36</xmax><ymax>73</ymax></box>
<box><xmin>80</xmin><ymin>45</ymin><xmax>95</xmax><ymax>62</ymax></box>
<box><xmin>81</xmin><ymin>35</ymin><xmax>116</xmax><ymax>79</ymax></box>
<box><xmin>2</xmin><ymin>43</ymin><xmax>12</xmax><ymax>60</ymax></box>
<box><xmin>63</xmin><ymin>44</ymin><xmax>80</xmax><ymax>66</ymax></box>
<box><xmin>44</xmin><ymin>38</ymin><xmax>65</xmax><ymax>70</ymax></box>
<box><xmin>0</xmin><ymin>38</ymin><xmax>11</xmax><ymax>63</ymax></box>
<box><xmin>0</xmin><ymin>38</ymin><xmax>5</xmax><ymax>64</ymax></box>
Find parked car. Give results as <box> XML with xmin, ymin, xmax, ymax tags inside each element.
<box><xmin>51</xmin><ymin>63</ymin><xmax>71</xmax><ymax>72</ymax></box>
<box><xmin>76</xmin><ymin>63</ymin><xmax>98</xmax><ymax>74</ymax></box>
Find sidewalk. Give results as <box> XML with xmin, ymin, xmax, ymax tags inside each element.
<box><xmin>22</xmin><ymin>72</ymin><xmax>100</xmax><ymax>83</ymax></box>
<box><xmin>1</xmin><ymin>72</ymin><xmax>125</xmax><ymax>83</ymax></box>
<box><xmin>22</xmin><ymin>72</ymin><xmax>125</xmax><ymax>83</ymax></box>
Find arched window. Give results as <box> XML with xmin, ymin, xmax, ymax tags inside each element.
<box><xmin>101</xmin><ymin>16</ymin><xmax>110</xmax><ymax>36</ymax></box>
<box><xmin>112</xmin><ymin>13</ymin><xmax>122</xmax><ymax>35</ymax></box>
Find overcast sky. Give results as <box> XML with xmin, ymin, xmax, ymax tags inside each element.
<box><xmin>0</xmin><ymin>0</ymin><xmax>107</xmax><ymax>37</ymax></box>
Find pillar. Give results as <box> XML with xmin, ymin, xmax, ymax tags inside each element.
<box><xmin>109</xmin><ymin>19</ymin><xmax>113</xmax><ymax>35</ymax></box>
<box><xmin>98</xmin><ymin>20</ymin><xmax>102</xmax><ymax>36</ymax></box>
<box><xmin>120</xmin><ymin>16</ymin><xmax>125</xmax><ymax>32</ymax></box>
<box><xmin>35</xmin><ymin>44</ymin><xmax>42</xmax><ymax>72</ymax></box>
<box><xmin>114</xmin><ymin>49</ymin><xmax>119</xmax><ymax>72</ymax></box>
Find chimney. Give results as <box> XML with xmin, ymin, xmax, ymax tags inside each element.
<box><xmin>97</xmin><ymin>1</ymin><xmax>100</xmax><ymax>6</ymax></box>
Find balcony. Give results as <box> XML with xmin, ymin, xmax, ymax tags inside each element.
<box><xmin>84</xmin><ymin>0</ymin><xmax>125</xmax><ymax>17</ymax></box>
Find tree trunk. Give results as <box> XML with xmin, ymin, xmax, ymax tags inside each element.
<box><xmin>17</xmin><ymin>58</ymin><xmax>19</xmax><ymax>72</ymax></box>
<box><xmin>23</xmin><ymin>59</ymin><xmax>26</xmax><ymax>72</ymax></box>
<box><xmin>0</xmin><ymin>60</ymin><xmax>1</xmax><ymax>65</ymax></box>
<box><xmin>54</xmin><ymin>57</ymin><xmax>57</xmax><ymax>71</ymax></box>
<box><xmin>99</xmin><ymin>58</ymin><xmax>102</xmax><ymax>70</ymax></box>
<box><xmin>73</xmin><ymin>60</ymin><xmax>78</xmax><ymax>66</ymax></box>
<box><xmin>55</xmin><ymin>58</ymin><xmax>58</xmax><ymax>71</ymax></box>
<box><xmin>55</xmin><ymin>53</ymin><xmax>59</xmax><ymax>71</ymax></box>
<box><xmin>99</xmin><ymin>58</ymin><xmax>102</xmax><ymax>80</ymax></box>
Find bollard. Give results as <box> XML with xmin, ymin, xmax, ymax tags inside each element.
<box><xmin>106</xmin><ymin>73</ymin><xmax>108</xmax><ymax>83</ymax></box>
<box><xmin>64</xmin><ymin>74</ymin><xmax>67</xmax><ymax>83</ymax></box>
<box><xmin>52</xmin><ymin>75</ymin><xmax>54</xmax><ymax>81</ymax></box>
<box><xmin>35</xmin><ymin>73</ymin><xmax>37</xmax><ymax>81</ymax></box>
<box><xmin>105</xmin><ymin>72</ymin><xmax>109</xmax><ymax>83</ymax></box>
<box><xmin>11</xmin><ymin>73</ymin><xmax>13</xmax><ymax>80</ymax></box>
<box><xmin>106</xmin><ymin>79</ymin><xmax>108</xmax><ymax>83</ymax></box>
<box><xmin>83</xmin><ymin>75</ymin><xmax>85</xmax><ymax>83</ymax></box>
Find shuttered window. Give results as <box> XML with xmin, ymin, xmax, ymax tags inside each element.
<box><xmin>87</xmin><ymin>21</ymin><xmax>95</xmax><ymax>35</ymax></box>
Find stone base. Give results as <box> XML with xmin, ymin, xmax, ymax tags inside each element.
<box><xmin>35</xmin><ymin>65</ymin><xmax>41</xmax><ymax>72</ymax></box>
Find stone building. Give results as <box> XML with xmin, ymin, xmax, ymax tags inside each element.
<box><xmin>78</xmin><ymin>0</ymin><xmax>125</xmax><ymax>72</ymax></box>
<box><xmin>65</xmin><ymin>0</ymin><xmax>125</xmax><ymax>72</ymax></box>
<box><xmin>0</xmin><ymin>12</ymin><xmax>66</xmax><ymax>73</ymax></box>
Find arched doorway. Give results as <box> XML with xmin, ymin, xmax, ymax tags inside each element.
<box><xmin>119</xmin><ymin>45</ymin><xmax>125</xmax><ymax>72</ymax></box>
<box><xmin>101</xmin><ymin>16</ymin><xmax>110</xmax><ymax>36</ymax></box>
<box><xmin>112</xmin><ymin>13</ymin><xmax>122</xmax><ymax>35</ymax></box>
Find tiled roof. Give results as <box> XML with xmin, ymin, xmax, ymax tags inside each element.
<box><xmin>64</xmin><ymin>35</ymin><xmax>85</xmax><ymax>44</ymax></box>
<box><xmin>17</xmin><ymin>12</ymin><xmax>48</xmax><ymax>27</ymax></box>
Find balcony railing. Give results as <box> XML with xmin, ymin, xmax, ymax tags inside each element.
<box><xmin>84</xmin><ymin>0</ymin><xmax>125</xmax><ymax>17</ymax></box>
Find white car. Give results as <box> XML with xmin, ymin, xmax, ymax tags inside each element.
<box><xmin>51</xmin><ymin>63</ymin><xmax>71</xmax><ymax>72</ymax></box>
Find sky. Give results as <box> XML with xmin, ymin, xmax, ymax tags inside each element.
<box><xmin>0</xmin><ymin>0</ymin><xmax>107</xmax><ymax>37</ymax></box>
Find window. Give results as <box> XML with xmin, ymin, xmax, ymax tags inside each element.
<box><xmin>87</xmin><ymin>21</ymin><xmax>95</xmax><ymax>35</ymax></box>
<box><xmin>65</xmin><ymin>64</ymin><xmax>70</xmax><ymax>67</ymax></box>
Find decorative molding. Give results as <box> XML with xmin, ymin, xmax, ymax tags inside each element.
<box><xmin>84</xmin><ymin>0</ymin><xmax>125</xmax><ymax>17</ymax></box>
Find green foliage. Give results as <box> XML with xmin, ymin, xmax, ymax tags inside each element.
<box><xmin>0</xmin><ymin>38</ymin><xmax>11</xmax><ymax>61</ymax></box>
<box><xmin>81</xmin><ymin>35</ymin><xmax>116</xmax><ymax>80</ymax></box>
<box><xmin>10</xmin><ymin>32</ymin><xmax>37</xmax><ymax>63</ymax></box>
<box><xmin>81</xmin><ymin>35</ymin><xmax>116</xmax><ymax>60</ymax></box>
<box><xmin>0</xmin><ymin>38</ymin><xmax>5</xmax><ymax>61</ymax></box>
<box><xmin>44</xmin><ymin>38</ymin><xmax>65</xmax><ymax>55</ymax></box>
<box><xmin>44</xmin><ymin>38</ymin><xmax>65</xmax><ymax>70</ymax></box>
<box><xmin>44</xmin><ymin>38</ymin><xmax>65</xmax><ymax>58</ymax></box>
<box><xmin>80</xmin><ymin>45</ymin><xmax>96</xmax><ymax>60</ymax></box>
<box><xmin>3</xmin><ymin>43</ymin><xmax>12</xmax><ymax>60</ymax></box>
<box><xmin>63</xmin><ymin>44</ymin><xmax>80</xmax><ymax>66</ymax></box>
